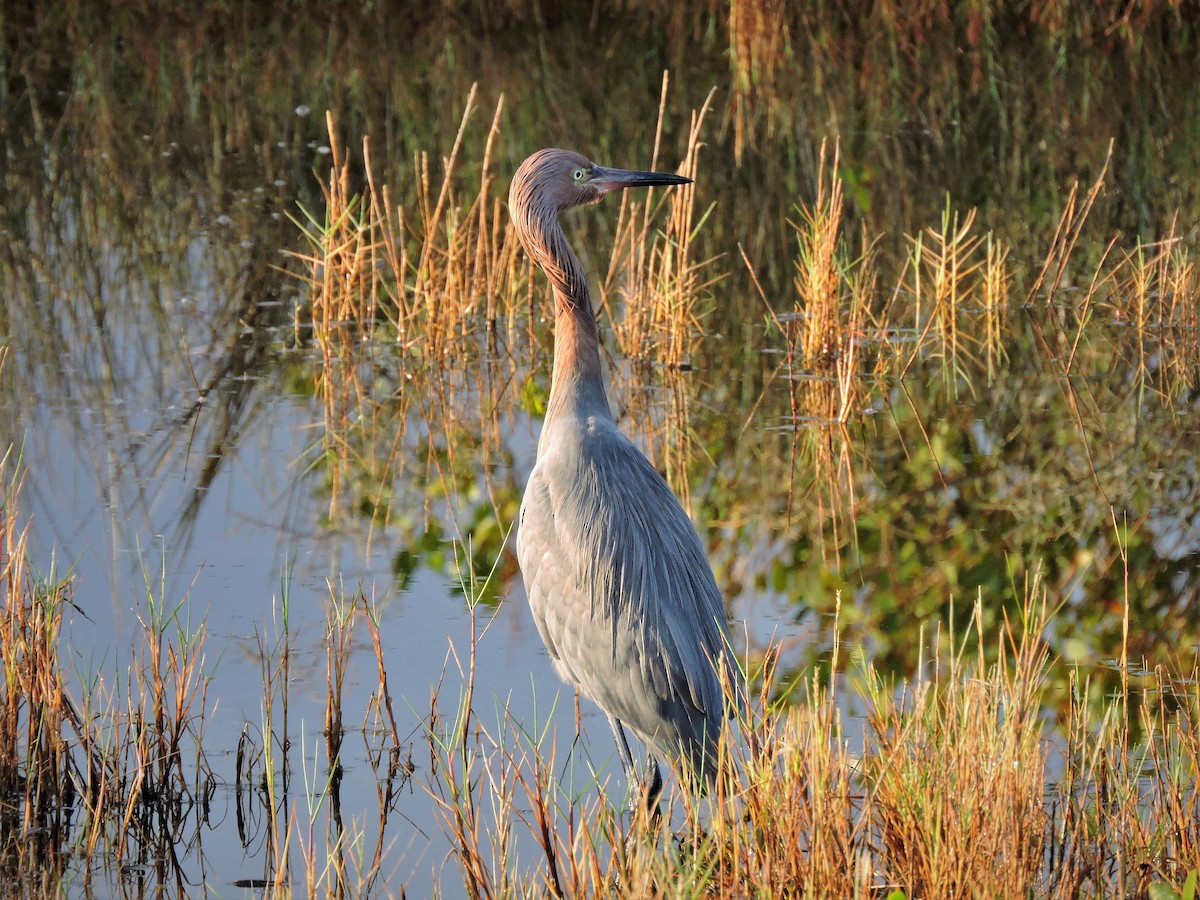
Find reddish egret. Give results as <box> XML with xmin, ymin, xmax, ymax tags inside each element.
<box><xmin>510</xmin><ymin>148</ymin><xmax>735</xmax><ymax>809</ymax></box>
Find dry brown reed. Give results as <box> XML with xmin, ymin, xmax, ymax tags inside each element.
<box><xmin>0</xmin><ymin>460</ymin><xmax>78</xmax><ymax>883</ymax></box>
<box><xmin>1028</xmin><ymin>141</ymin><xmax>1114</xmax><ymax>308</ymax></box>
<box><xmin>601</xmin><ymin>73</ymin><xmax>720</xmax><ymax>372</ymax></box>
<box><xmin>426</xmin><ymin>562</ymin><xmax>1200</xmax><ymax>898</ymax></box>
<box><xmin>291</xmin><ymin>90</ymin><xmax>526</xmax><ymax>529</ymax></box>
<box><xmin>292</xmin><ymin>112</ymin><xmax>383</xmax><ymax>516</ymax></box>
<box><xmin>291</xmin><ymin>83</ymin><xmax>718</xmax><ymax>539</ymax></box>
<box><xmin>0</xmin><ymin>454</ymin><xmax>217</xmax><ymax>888</ymax></box>
<box><xmin>983</xmin><ymin>232</ymin><xmax>1011</xmax><ymax>382</ymax></box>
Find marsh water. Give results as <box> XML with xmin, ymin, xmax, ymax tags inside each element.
<box><xmin>3</xmin><ymin>4</ymin><xmax>1200</xmax><ymax>895</ymax></box>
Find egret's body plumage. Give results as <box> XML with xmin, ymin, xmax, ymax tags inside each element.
<box><xmin>510</xmin><ymin>149</ymin><xmax>735</xmax><ymax>806</ymax></box>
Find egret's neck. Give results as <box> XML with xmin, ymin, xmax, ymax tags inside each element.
<box><xmin>535</xmin><ymin>218</ymin><xmax>611</xmax><ymax>427</ymax></box>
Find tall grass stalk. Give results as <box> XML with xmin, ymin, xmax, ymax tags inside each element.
<box><xmin>602</xmin><ymin>73</ymin><xmax>720</xmax><ymax>372</ymax></box>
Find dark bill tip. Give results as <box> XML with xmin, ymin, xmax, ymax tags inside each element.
<box><xmin>592</xmin><ymin>165</ymin><xmax>693</xmax><ymax>192</ymax></box>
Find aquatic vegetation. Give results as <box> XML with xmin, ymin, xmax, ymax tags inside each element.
<box><xmin>2</xmin><ymin>0</ymin><xmax>1200</xmax><ymax>895</ymax></box>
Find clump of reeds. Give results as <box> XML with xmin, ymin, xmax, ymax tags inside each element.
<box><xmin>1011</xmin><ymin>139</ymin><xmax>1200</xmax><ymax>406</ymax></box>
<box><xmin>667</xmin><ymin>622</ymin><xmax>873</xmax><ymax>898</ymax></box>
<box><xmin>0</xmin><ymin>457</ymin><xmax>78</xmax><ymax>883</ymax></box>
<box><xmin>290</xmin><ymin>112</ymin><xmax>384</xmax><ymax>516</ymax></box>
<box><xmin>2</xmin><ymin>447</ymin><xmax>412</xmax><ymax>896</ymax></box>
<box><xmin>787</xmin><ymin>140</ymin><xmax>852</xmax><ymax>371</ymax></box>
<box><xmin>423</xmin><ymin>549</ymin><xmax>1200</xmax><ymax>898</ymax></box>
<box><xmin>601</xmin><ymin>73</ymin><xmax>720</xmax><ymax>372</ymax></box>
<box><xmin>290</xmin><ymin>90</ymin><xmax>528</xmax><ymax>527</ymax></box>
<box><xmin>109</xmin><ymin>570</ymin><xmax>211</xmax><ymax>863</ymax></box>
<box><xmin>0</xmin><ymin>451</ymin><xmax>217</xmax><ymax>889</ymax></box>
<box><xmin>862</xmin><ymin>593</ymin><xmax>1048</xmax><ymax>896</ymax></box>
<box><xmin>764</xmin><ymin>140</ymin><xmax>877</xmax><ymax>421</ymax></box>
<box><xmin>1106</xmin><ymin>217</ymin><xmax>1200</xmax><ymax>400</ymax></box>
<box><xmin>743</xmin><ymin>142</ymin><xmax>874</xmax><ymax>549</ymax></box>
<box><xmin>900</xmin><ymin>204</ymin><xmax>1013</xmax><ymax>393</ymax></box>
<box><xmin>1045</xmin><ymin>658</ymin><xmax>1200</xmax><ymax>896</ymax></box>
<box><xmin>292</xmin><ymin>90</ymin><xmax>517</xmax><ymax>364</ymax></box>
<box><xmin>291</xmin><ymin>83</ymin><xmax>718</xmax><ymax>538</ymax></box>
<box><xmin>383</xmin><ymin>86</ymin><xmax>517</xmax><ymax>358</ymax></box>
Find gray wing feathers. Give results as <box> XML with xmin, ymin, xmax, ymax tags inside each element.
<box><xmin>517</xmin><ymin>417</ymin><xmax>732</xmax><ymax>771</ymax></box>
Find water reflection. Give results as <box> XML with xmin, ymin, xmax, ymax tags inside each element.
<box><xmin>2</xmin><ymin>3</ymin><xmax>1200</xmax><ymax>894</ymax></box>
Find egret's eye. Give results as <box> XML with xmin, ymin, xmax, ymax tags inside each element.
<box><xmin>572</xmin><ymin>167</ymin><xmax>586</xmax><ymax>182</ymax></box>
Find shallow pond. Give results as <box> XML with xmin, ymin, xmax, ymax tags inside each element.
<box><xmin>3</xmin><ymin>4</ymin><xmax>1200</xmax><ymax>895</ymax></box>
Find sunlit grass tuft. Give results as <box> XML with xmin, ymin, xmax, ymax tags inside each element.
<box><xmin>862</xmin><ymin>593</ymin><xmax>1048</xmax><ymax>896</ymax></box>
<box><xmin>422</xmin><ymin>562</ymin><xmax>1200</xmax><ymax>898</ymax></box>
<box><xmin>5</xmin><ymin>444</ymin><xmax>1200</xmax><ymax>895</ymax></box>
<box><xmin>289</xmin><ymin>84</ymin><xmax>718</xmax><ymax>540</ymax></box>
<box><xmin>601</xmin><ymin>73</ymin><xmax>721</xmax><ymax>373</ymax></box>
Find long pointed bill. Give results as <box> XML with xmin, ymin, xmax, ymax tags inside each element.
<box><xmin>591</xmin><ymin>165</ymin><xmax>692</xmax><ymax>196</ymax></box>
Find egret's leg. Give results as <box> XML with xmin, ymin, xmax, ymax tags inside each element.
<box><xmin>608</xmin><ymin>715</ymin><xmax>638</xmax><ymax>783</ymax></box>
<box><xmin>608</xmin><ymin>717</ymin><xmax>665</xmax><ymax>816</ymax></box>
<box><xmin>645</xmin><ymin>757</ymin><xmax>664</xmax><ymax>809</ymax></box>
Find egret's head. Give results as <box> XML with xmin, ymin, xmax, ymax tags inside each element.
<box><xmin>509</xmin><ymin>148</ymin><xmax>691</xmax><ymax>222</ymax></box>
<box><xmin>508</xmin><ymin>148</ymin><xmax>692</xmax><ymax>297</ymax></box>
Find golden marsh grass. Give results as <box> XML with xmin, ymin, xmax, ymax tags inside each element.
<box><xmin>420</xmin><ymin>569</ymin><xmax>1200</xmax><ymax>898</ymax></box>
<box><xmin>4</xmin><ymin>3</ymin><xmax>1200</xmax><ymax>894</ymax></box>
<box><xmin>4</xmin><ymin>410</ymin><xmax>1200</xmax><ymax>897</ymax></box>
<box><xmin>278</xmin><ymin>82</ymin><xmax>1200</xmax><ymax>898</ymax></box>
<box><xmin>290</xmin><ymin>84</ymin><xmax>717</xmax><ymax>532</ymax></box>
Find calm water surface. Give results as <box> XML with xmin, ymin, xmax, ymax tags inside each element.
<box><xmin>4</xmin><ymin>5</ymin><xmax>1200</xmax><ymax>895</ymax></box>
